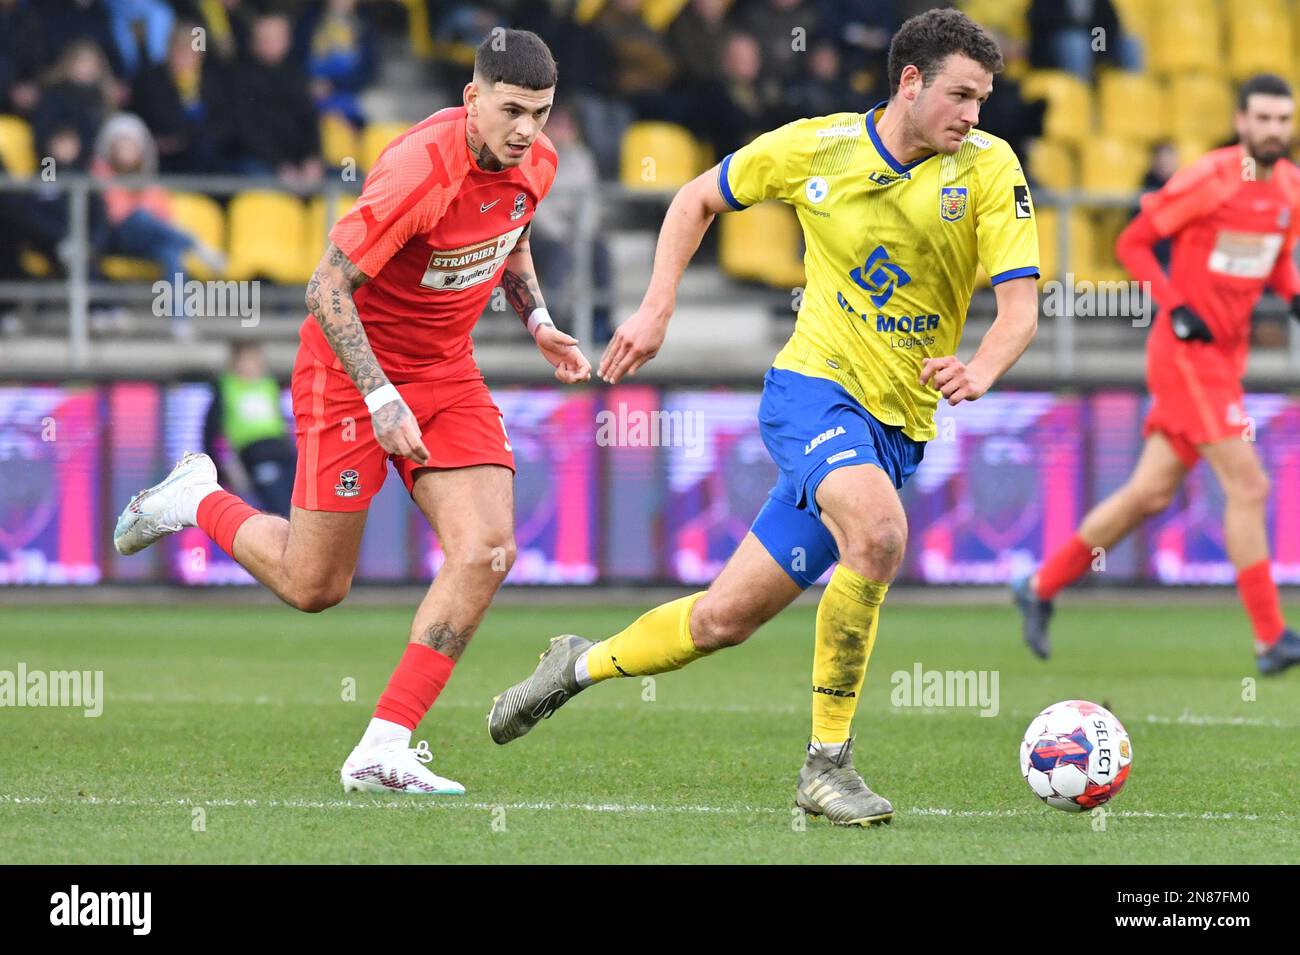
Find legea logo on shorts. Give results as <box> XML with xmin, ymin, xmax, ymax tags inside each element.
<box><xmin>804</xmin><ymin>425</ymin><xmax>845</xmax><ymax>455</ymax></box>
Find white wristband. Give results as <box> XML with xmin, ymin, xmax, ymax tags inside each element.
<box><xmin>527</xmin><ymin>307</ymin><xmax>555</xmax><ymax>338</ymax></box>
<box><xmin>364</xmin><ymin>384</ymin><xmax>401</xmax><ymax>414</ymax></box>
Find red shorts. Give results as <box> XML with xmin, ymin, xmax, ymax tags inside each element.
<box><xmin>1143</xmin><ymin>347</ymin><xmax>1245</xmax><ymax>469</ymax></box>
<box><xmin>290</xmin><ymin>348</ymin><xmax>515</xmax><ymax>512</ymax></box>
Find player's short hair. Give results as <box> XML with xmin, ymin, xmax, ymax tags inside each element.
<box><xmin>887</xmin><ymin>8</ymin><xmax>1003</xmax><ymax>97</ymax></box>
<box><xmin>1238</xmin><ymin>74</ymin><xmax>1293</xmax><ymax>110</ymax></box>
<box><xmin>474</xmin><ymin>29</ymin><xmax>557</xmax><ymax>91</ymax></box>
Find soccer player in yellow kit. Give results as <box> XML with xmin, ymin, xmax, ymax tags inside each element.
<box><xmin>489</xmin><ymin>9</ymin><xmax>1041</xmax><ymax>825</ymax></box>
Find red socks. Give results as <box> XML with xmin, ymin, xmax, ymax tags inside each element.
<box><xmin>373</xmin><ymin>644</ymin><xmax>456</xmax><ymax>730</ymax></box>
<box><xmin>1036</xmin><ymin>534</ymin><xmax>1095</xmax><ymax>600</ymax></box>
<box><xmin>196</xmin><ymin>490</ymin><xmax>260</xmax><ymax>557</ymax></box>
<box><xmin>1236</xmin><ymin>560</ymin><xmax>1285</xmax><ymax>647</ymax></box>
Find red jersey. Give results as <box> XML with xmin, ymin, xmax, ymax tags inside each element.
<box><xmin>1117</xmin><ymin>145</ymin><xmax>1300</xmax><ymax>385</ymax></box>
<box><xmin>298</xmin><ymin>106</ymin><xmax>558</xmax><ymax>383</ymax></box>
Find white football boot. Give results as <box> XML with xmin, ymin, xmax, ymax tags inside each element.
<box><xmin>341</xmin><ymin>739</ymin><xmax>466</xmax><ymax>796</ymax></box>
<box><xmin>113</xmin><ymin>451</ymin><xmax>218</xmax><ymax>556</ymax></box>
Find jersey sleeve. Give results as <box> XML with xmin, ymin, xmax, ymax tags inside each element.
<box><xmin>327</xmin><ymin>134</ymin><xmax>451</xmax><ymax>277</ymax></box>
<box><xmin>1139</xmin><ymin>150</ymin><xmax>1239</xmax><ymax>238</ymax></box>
<box><xmin>718</xmin><ymin>120</ymin><xmax>807</xmax><ymax>209</ymax></box>
<box><xmin>975</xmin><ymin>140</ymin><xmax>1040</xmax><ymax>285</ymax></box>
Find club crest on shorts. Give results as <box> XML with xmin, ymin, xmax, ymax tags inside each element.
<box><xmin>510</xmin><ymin>192</ymin><xmax>528</xmax><ymax>220</ymax></box>
<box><xmin>940</xmin><ymin>186</ymin><xmax>968</xmax><ymax>222</ymax></box>
<box><xmin>335</xmin><ymin>469</ymin><xmax>361</xmax><ymax>498</ymax></box>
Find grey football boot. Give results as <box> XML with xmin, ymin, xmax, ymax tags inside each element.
<box><xmin>795</xmin><ymin>738</ymin><xmax>894</xmax><ymax>826</ymax></box>
<box><xmin>487</xmin><ymin>634</ymin><xmax>594</xmax><ymax>744</ymax></box>
<box><xmin>1012</xmin><ymin>574</ymin><xmax>1054</xmax><ymax>660</ymax></box>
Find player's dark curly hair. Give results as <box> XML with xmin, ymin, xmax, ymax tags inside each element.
<box><xmin>474</xmin><ymin>29</ymin><xmax>557</xmax><ymax>91</ymax></box>
<box><xmin>887</xmin><ymin>9</ymin><xmax>1003</xmax><ymax>97</ymax></box>
<box><xmin>1238</xmin><ymin>73</ymin><xmax>1292</xmax><ymax>110</ymax></box>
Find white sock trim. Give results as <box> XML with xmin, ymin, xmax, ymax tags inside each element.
<box><xmin>573</xmin><ymin>649</ymin><xmax>594</xmax><ymax>688</ymax></box>
<box><xmin>358</xmin><ymin>717</ymin><xmax>412</xmax><ymax>751</ymax></box>
<box><xmin>181</xmin><ymin>482</ymin><xmax>221</xmax><ymax>526</ymax></box>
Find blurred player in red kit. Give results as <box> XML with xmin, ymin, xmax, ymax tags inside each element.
<box><xmin>1015</xmin><ymin>74</ymin><xmax>1300</xmax><ymax>675</ymax></box>
<box><xmin>113</xmin><ymin>30</ymin><xmax>592</xmax><ymax>792</ymax></box>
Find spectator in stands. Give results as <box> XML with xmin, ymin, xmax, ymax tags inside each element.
<box><xmin>779</xmin><ymin>38</ymin><xmax>860</xmax><ymax>122</ymax></box>
<box><xmin>171</xmin><ymin>0</ymin><xmax>253</xmax><ymax>63</ymax></box>
<box><xmin>1027</xmin><ymin>0</ymin><xmax>1141</xmax><ymax>81</ymax></box>
<box><xmin>34</xmin><ymin>0</ymin><xmax>127</xmax><ymax>78</ymax></box>
<box><xmin>526</xmin><ymin>105</ymin><xmax>613</xmax><ymax>342</ymax></box>
<box><xmin>204</xmin><ymin>342</ymin><xmax>296</xmax><ymax>517</ymax></box>
<box><xmin>226</xmin><ymin>12</ymin><xmax>323</xmax><ymax>186</ymax></box>
<box><xmin>685</xmin><ymin>31</ymin><xmax>783</xmax><ymax>157</ymax></box>
<box><xmin>973</xmin><ymin>32</ymin><xmax>1046</xmax><ymax>178</ymax></box>
<box><xmin>814</xmin><ymin>0</ymin><xmax>900</xmax><ymax>98</ymax></box>
<box><xmin>0</xmin><ymin>0</ymin><xmax>48</xmax><ymax>117</ymax></box>
<box><xmin>103</xmin><ymin>0</ymin><xmax>175</xmax><ymax>77</ymax></box>
<box><xmin>594</xmin><ymin>0</ymin><xmax>681</xmax><ymax>121</ymax></box>
<box><xmin>737</xmin><ymin>0</ymin><xmax>818</xmax><ymax>83</ymax></box>
<box><xmin>293</xmin><ymin>0</ymin><xmax>378</xmax><ymax>129</ymax></box>
<box><xmin>667</xmin><ymin>0</ymin><xmax>729</xmax><ymax>87</ymax></box>
<box><xmin>93</xmin><ymin>112</ymin><xmax>225</xmax><ymax>337</ymax></box>
<box><xmin>129</xmin><ymin>21</ymin><xmax>224</xmax><ymax>172</ymax></box>
<box><xmin>34</xmin><ymin>40</ymin><xmax>124</xmax><ymax>163</ymax></box>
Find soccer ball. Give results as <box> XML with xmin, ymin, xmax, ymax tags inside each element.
<box><xmin>1020</xmin><ymin>700</ymin><xmax>1132</xmax><ymax>812</ymax></box>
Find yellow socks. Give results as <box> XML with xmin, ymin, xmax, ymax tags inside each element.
<box><xmin>583</xmin><ymin>593</ymin><xmax>708</xmax><ymax>682</ymax></box>
<box><xmin>811</xmin><ymin>565</ymin><xmax>889</xmax><ymax>743</ymax></box>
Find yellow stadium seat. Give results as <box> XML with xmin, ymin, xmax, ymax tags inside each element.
<box><xmin>1028</xmin><ymin>138</ymin><xmax>1077</xmax><ymax>191</ymax></box>
<box><xmin>1148</xmin><ymin>3</ymin><xmax>1221</xmax><ymax>76</ymax></box>
<box><xmin>172</xmin><ymin>192</ymin><xmax>226</xmax><ymax>280</ymax></box>
<box><xmin>1167</xmin><ymin>74</ymin><xmax>1234</xmax><ymax>144</ymax></box>
<box><xmin>1036</xmin><ymin>207</ymin><xmax>1097</xmax><ymax>282</ymax></box>
<box><xmin>403</xmin><ymin>0</ymin><xmax>434</xmax><ymax>59</ymax></box>
<box><xmin>1098</xmin><ymin>71</ymin><xmax>1167</xmax><ymax>144</ymax></box>
<box><xmin>619</xmin><ymin>121</ymin><xmax>702</xmax><ymax>191</ymax></box>
<box><xmin>301</xmin><ymin>194</ymin><xmax>357</xmax><ymax>278</ymax></box>
<box><xmin>360</xmin><ymin>121</ymin><xmax>411</xmax><ymax>174</ymax></box>
<box><xmin>1112</xmin><ymin>0</ymin><xmax>1156</xmax><ymax>48</ymax></box>
<box><xmin>642</xmin><ymin>0</ymin><xmax>689</xmax><ymax>31</ymax></box>
<box><xmin>719</xmin><ymin>201</ymin><xmax>804</xmax><ymax>289</ymax></box>
<box><xmin>0</xmin><ymin>114</ymin><xmax>36</xmax><ymax>177</ymax></box>
<box><xmin>1227</xmin><ymin>3</ymin><xmax>1293</xmax><ymax>82</ymax></box>
<box><xmin>1174</xmin><ymin>137</ymin><xmax>1215</xmax><ymax>168</ymax></box>
<box><xmin>960</xmin><ymin>0</ymin><xmax>1030</xmax><ymax>41</ymax></box>
<box><xmin>226</xmin><ymin>190</ymin><xmax>309</xmax><ymax>284</ymax></box>
<box><xmin>100</xmin><ymin>255</ymin><xmax>158</xmax><ymax>281</ymax></box>
<box><xmin>320</xmin><ymin>113</ymin><xmax>360</xmax><ymax>169</ymax></box>
<box><xmin>575</xmin><ymin>0</ymin><xmax>606</xmax><ymax>24</ymax></box>
<box><xmin>1092</xmin><ymin>208</ymin><xmax>1138</xmax><ymax>283</ymax></box>
<box><xmin>1022</xmin><ymin>71</ymin><xmax>1093</xmax><ymax>147</ymax></box>
<box><xmin>1080</xmin><ymin>136</ymin><xmax>1149</xmax><ymax>193</ymax></box>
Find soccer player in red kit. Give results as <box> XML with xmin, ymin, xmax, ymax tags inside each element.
<box><xmin>113</xmin><ymin>30</ymin><xmax>592</xmax><ymax>793</ymax></box>
<box><xmin>1014</xmin><ymin>74</ymin><xmax>1300</xmax><ymax>675</ymax></box>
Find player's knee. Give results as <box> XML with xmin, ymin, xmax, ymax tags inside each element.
<box><xmin>443</xmin><ymin>534</ymin><xmax>516</xmax><ymax>576</ymax></box>
<box><xmin>288</xmin><ymin>577</ymin><xmax>351</xmax><ymax>613</ymax></box>
<box><xmin>1228</xmin><ymin>470</ymin><xmax>1270</xmax><ymax>508</ymax></box>
<box><xmin>691</xmin><ymin>597</ymin><xmax>758</xmax><ymax>650</ymax></box>
<box><xmin>1132</xmin><ymin>482</ymin><xmax>1178</xmax><ymax>517</ymax></box>
<box><xmin>840</xmin><ymin>521</ymin><xmax>906</xmax><ymax>577</ymax></box>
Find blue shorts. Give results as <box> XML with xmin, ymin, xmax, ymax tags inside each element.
<box><xmin>750</xmin><ymin>368</ymin><xmax>925</xmax><ymax>587</ymax></box>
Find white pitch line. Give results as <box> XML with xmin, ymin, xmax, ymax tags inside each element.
<box><xmin>0</xmin><ymin>793</ymin><xmax>1290</xmax><ymax>823</ymax></box>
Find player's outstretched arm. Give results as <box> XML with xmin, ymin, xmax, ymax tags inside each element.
<box><xmin>599</xmin><ymin>164</ymin><xmax>735</xmax><ymax>383</ymax></box>
<box><xmin>499</xmin><ymin>225</ymin><xmax>591</xmax><ymax>384</ymax></box>
<box><xmin>305</xmin><ymin>241</ymin><xmax>428</xmax><ymax>463</ymax></box>
<box><xmin>920</xmin><ymin>276</ymin><xmax>1038</xmax><ymax>405</ymax></box>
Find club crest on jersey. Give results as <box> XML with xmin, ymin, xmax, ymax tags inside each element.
<box><xmin>940</xmin><ymin>186</ymin><xmax>968</xmax><ymax>222</ymax></box>
<box><xmin>335</xmin><ymin>469</ymin><xmax>361</xmax><ymax>498</ymax></box>
<box><xmin>510</xmin><ymin>192</ymin><xmax>528</xmax><ymax>220</ymax></box>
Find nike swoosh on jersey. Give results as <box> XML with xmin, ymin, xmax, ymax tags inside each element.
<box><xmin>480</xmin><ymin>199</ymin><xmax>500</xmax><ymax>213</ymax></box>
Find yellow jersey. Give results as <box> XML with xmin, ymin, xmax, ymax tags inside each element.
<box><xmin>720</xmin><ymin>102</ymin><xmax>1039</xmax><ymax>441</ymax></box>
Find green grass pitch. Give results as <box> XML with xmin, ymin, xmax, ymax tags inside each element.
<box><xmin>1</xmin><ymin>600</ymin><xmax>1296</xmax><ymax>864</ymax></box>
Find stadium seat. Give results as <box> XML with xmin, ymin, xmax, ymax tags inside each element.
<box><xmin>226</xmin><ymin>190</ymin><xmax>310</xmax><ymax>284</ymax></box>
<box><xmin>619</xmin><ymin>121</ymin><xmax>703</xmax><ymax>191</ymax></box>
<box><xmin>320</xmin><ymin>113</ymin><xmax>360</xmax><ymax>169</ymax></box>
<box><xmin>171</xmin><ymin>192</ymin><xmax>226</xmax><ymax>280</ymax></box>
<box><xmin>0</xmin><ymin>114</ymin><xmax>36</xmax><ymax>177</ymax></box>
<box><xmin>1167</xmin><ymin>74</ymin><xmax>1234</xmax><ymax>145</ymax></box>
<box><xmin>1227</xmin><ymin>3</ymin><xmax>1293</xmax><ymax>82</ymax></box>
<box><xmin>1174</xmin><ymin>137</ymin><xmax>1214</xmax><ymax>169</ymax></box>
<box><xmin>575</xmin><ymin>0</ymin><xmax>606</xmax><ymax>24</ymax></box>
<box><xmin>642</xmin><ymin>0</ymin><xmax>689</xmax><ymax>31</ymax></box>
<box><xmin>403</xmin><ymin>0</ymin><xmax>434</xmax><ymax>59</ymax></box>
<box><xmin>360</xmin><ymin>121</ymin><xmax>410</xmax><ymax>174</ymax></box>
<box><xmin>300</xmin><ymin>194</ymin><xmax>357</xmax><ymax>279</ymax></box>
<box><xmin>1112</xmin><ymin>0</ymin><xmax>1156</xmax><ymax>48</ymax></box>
<box><xmin>1080</xmin><ymin>136</ymin><xmax>1149</xmax><ymax>193</ymax></box>
<box><xmin>1148</xmin><ymin>3</ymin><xmax>1221</xmax><ymax>76</ymax></box>
<box><xmin>1098</xmin><ymin>71</ymin><xmax>1167</xmax><ymax>144</ymax></box>
<box><xmin>960</xmin><ymin>0</ymin><xmax>1030</xmax><ymax>41</ymax></box>
<box><xmin>99</xmin><ymin>255</ymin><xmax>159</xmax><ymax>281</ymax></box>
<box><xmin>1036</xmin><ymin>207</ymin><xmax>1097</xmax><ymax>282</ymax></box>
<box><xmin>718</xmin><ymin>200</ymin><xmax>804</xmax><ymax>289</ymax></box>
<box><xmin>1021</xmin><ymin>71</ymin><xmax>1093</xmax><ymax>147</ymax></box>
<box><xmin>1091</xmin><ymin>208</ymin><xmax>1137</xmax><ymax>284</ymax></box>
<box><xmin>1028</xmin><ymin>138</ymin><xmax>1077</xmax><ymax>192</ymax></box>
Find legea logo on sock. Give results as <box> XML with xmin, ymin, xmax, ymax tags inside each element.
<box><xmin>889</xmin><ymin>662</ymin><xmax>999</xmax><ymax>718</ymax></box>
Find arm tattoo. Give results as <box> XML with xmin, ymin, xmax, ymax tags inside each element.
<box><xmin>500</xmin><ymin>231</ymin><xmax>546</xmax><ymax>327</ymax></box>
<box><xmin>305</xmin><ymin>242</ymin><xmax>388</xmax><ymax>395</ymax></box>
<box><xmin>417</xmin><ymin>621</ymin><xmax>476</xmax><ymax>661</ymax></box>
